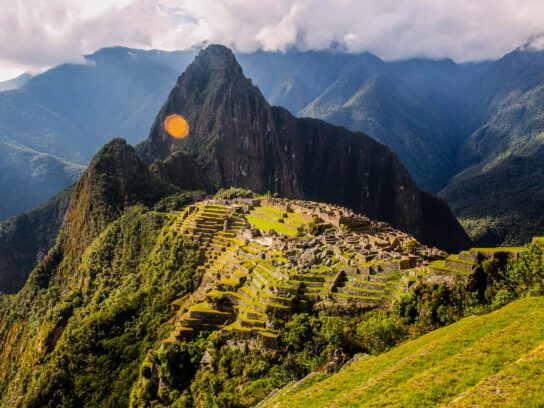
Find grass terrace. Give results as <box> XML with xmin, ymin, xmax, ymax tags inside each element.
<box><xmin>261</xmin><ymin>297</ymin><xmax>544</xmax><ymax>408</ymax></box>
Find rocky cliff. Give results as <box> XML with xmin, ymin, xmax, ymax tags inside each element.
<box><xmin>142</xmin><ymin>45</ymin><xmax>470</xmax><ymax>252</ymax></box>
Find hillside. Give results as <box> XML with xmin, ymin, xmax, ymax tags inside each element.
<box><xmin>439</xmin><ymin>48</ymin><xmax>544</xmax><ymax>245</ymax></box>
<box><xmin>0</xmin><ymin>139</ymin><xmax>185</xmax><ymax>406</ymax></box>
<box><xmin>260</xmin><ymin>296</ymin><xmax>544</xmax><ymax>408</ymax></box>
<box><xmin>142</xmin><ymin>45</ymin><xmax>470</xmax><ymax>252</ymax></box>
<box><xmin>0</xmin><ymin>136</ymin><xmax>452</xmax><ymax>405</ymax></box>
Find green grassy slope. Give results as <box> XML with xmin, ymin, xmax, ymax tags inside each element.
<box><xmin>261</xmin><ymin>297</ymin><xmax>544</xmax><ymax>408</ymax></box>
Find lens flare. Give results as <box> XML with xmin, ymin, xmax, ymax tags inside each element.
<box><xmin>164</xmin><ymin>114</ymin><xmax>189</xmax><ymax>139</ymax></box>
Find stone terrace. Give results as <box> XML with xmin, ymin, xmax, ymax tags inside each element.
<box><xmin>165</xmin><ymin>197</ymin><xmax>446</xmax><ymax>345</ymax></box>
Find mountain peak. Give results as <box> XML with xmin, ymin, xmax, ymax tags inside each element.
<box><xmin>61</xmin><ymin>138</ymin><xmax>175</xmax><ymax>258</ymax></box>
<box><xmin>193</xmin><ymin>44</ymin><xmax>241</xmax><ymax>72</ymax></box>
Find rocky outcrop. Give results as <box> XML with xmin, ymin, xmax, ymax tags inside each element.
<box><xmin>142</xmin><ymin>45</ymin><xmax>470</xmax><ymax>252</ymax></box>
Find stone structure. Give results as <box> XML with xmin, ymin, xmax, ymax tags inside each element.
<box><xmin>165</xmin><ymin>197</ymin><xmax>448</xmax><ymax>345</ymax></box>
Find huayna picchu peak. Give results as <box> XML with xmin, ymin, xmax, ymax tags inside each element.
<box><xmin>142</xmin><ymin>44</ymin><xmax>470</xmax><ymax>253</ymax></box>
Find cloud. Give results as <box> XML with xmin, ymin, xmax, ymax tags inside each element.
<box><xmin>0</xmin><ymin>0</ymin><xmax>543</xmax><ymax>79</ymax></box>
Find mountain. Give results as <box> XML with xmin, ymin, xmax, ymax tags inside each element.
<box><xmin>0</xmin><ymin>47</ymin><xmax>195</xmax><ymax>220</ymax></box>
<box><xmin>238</xmin><ymin>51</ymin><xmax>474</xmax><ymax>192</ymax></box>
<box><xmin>142</xmin><ymin>45</ymin><xmax>470</xmax><ymax>252</ymax></box>
<box><xmin>0</xmin><ymin>188</ymin><xmax>71</xmax><ymax>294</ymax></box>
<box><xmin>439</xmin><ymin>48</ymin><xmax>544</xmax><ymax>245</ymax></box>
<box><xmin>0</xmin><ymin>140</ymin><xmax>84</xmax><ymax>220</ymax></box>
<box><xmin>0</xmin><ymin>73</ymin><xmax>32</xmax><ymax>91</ymax></box>
<box><xmin>0</xmin><ymin>131</ymin><xmax>540</xmax><ymax>405</ymax></box>
<box><xmin>0</xmin><ymin>139</ymin><xmax>187</xmax><ymax>406</ymax></box>
<box><xmin>261</xmin><ymin>296</ymin><xmax>544</xmax><ymax>408</ymax></box>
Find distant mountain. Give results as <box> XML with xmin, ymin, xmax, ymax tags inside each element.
<box><xmin>0</xmin><ymin>47</ymin><xmax>195</xmax><ymax>220</ymax></box>
<box><xmin>0</xmin><ymin>140</ymin><xmax>83</xmax><ymax>220</ymax></box>
<box><xmin>238</xmin><ymin>52</ymin><xmax>484</xmax><ymax>192</ymax></box>
<box><xmin>142</xmin><ymin>45</ymin><xmax>470</xmax><ymax>252</ymax></box>
<box><xmin>439</xmin><ymin>49</ymin><xmax>544</xmax><ymax>245</ymax></box>
<box><xmin>0</xmin><ymin>72</ymin><xmax>32</xmax><ymax>91</ymax></box>
<box><xmin>0</xmin><ymin>188</ymin><xmax>71</xmax><ymax>294</ymax></box>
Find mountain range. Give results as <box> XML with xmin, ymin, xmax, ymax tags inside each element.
<box><xmin>1</xmin><ymin>41</ymin><xmax>543</xmax><ymax>248</ymax></box>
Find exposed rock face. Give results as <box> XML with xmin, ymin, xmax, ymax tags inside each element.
<box><xmin>142</xmin><ymin>45</ymin><xmax>470</xmax><ymax>252</ymax></box>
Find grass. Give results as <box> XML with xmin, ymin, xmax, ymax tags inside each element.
<box><xmin>246</xmin><ymin>215</ymin><xmax>298</xmax><ymax>236</ymax></box>
<box><xmin>260</xmin><ymin>297</ymin><xmax>544</xmax><ymax>408</ymax></box>
<box><xmin>430</xmin><ymin>259</ymin><xmax>473</xmax><ymax>275</ymax></box>
<box><xmin>189</xmin><ymin>302</ymin><xmax>230</xmax><ymax>314</ymax></box>
<box><xmin>446</xmin><ymin>254</ymin><xmax>475</xmax><ymax>265</ymax></box>
<box><xmin>471</xmin><ymin>247</ymin><xmax>524</xmax><ymax>253</ymax></box>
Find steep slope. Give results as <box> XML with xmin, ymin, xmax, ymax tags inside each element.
<box><xmin>239</xmin><ymin>51</ymin><xmax>480</xmax><ymax>192</ymax></box>
<box><xmin>142</xmin><ymin>45</ymin><xmax>470</xmax><ymax>252</ymax></box>
<box><xmin>0</xmin><ymin>139</ymin><xmax>187</xmax><ymax>406</ymax></box>
<box><xmin>0</xmin><ymin>47</ymin><xmax>194</xmax><ymax>219</ymax></box>
<box><xmin>440</xmin><ymin>48</ymin><xmax>544</xmax><ymax>245</ymax></box>
<box><xmin>0</xmin><ymin>188</ymin><xmax>71</xmax><ymax>294</ymax></box>
<box><xmin>298</xmin><ymin>56</ymin><xmax>460</xmax><ymax>192</ymax></box>
<box><xmin>261</xmin><ymin>296</ymin><xmax>544</xmax><ymax>408</ymax></box>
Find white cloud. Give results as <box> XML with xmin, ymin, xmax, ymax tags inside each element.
<box><xmin>0</xmin><ymin>0</ymin><xmax>543</xmax><ymax>80</ymax></box>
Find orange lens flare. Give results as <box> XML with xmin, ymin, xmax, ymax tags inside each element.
<box><xmin>164</xmin><ymin>114</ymin><xmax>189</xmax><ymax>139</ymax></box>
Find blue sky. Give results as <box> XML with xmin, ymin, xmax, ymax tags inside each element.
<box><xmin>1</xmin><ymin>0</ymin><xmax>543</xmax><ymax>81</ymax></box>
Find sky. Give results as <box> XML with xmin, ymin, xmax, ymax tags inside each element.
<box><xmin>0</xmin><ymin>0</ymin><xmax>543</xmax><ymax>81</ymax></box>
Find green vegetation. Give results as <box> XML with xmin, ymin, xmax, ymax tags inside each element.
<box><xmin>214</xmin><ymin>187</ymin><xmax>256</xmax><ymax>200</ymax></box>
<box><xmin>0</xmin><ymin>187</ymin><xmax>72</xmax><ymax>294</ymax></box>
<box><xmin>1</xmin><ymin>145</ymin><xmax>544</xmax><ymax>408</ymax></box>
<box><xmin>246</xmin><ymin>215</ymin><xmax>298</xmax><ymax>236</ymax></box>
<box><xmin>261</xmin><ymin>297</ymin><xmax>544</xmax><ymax>407</ymax></box>
<box><xmin>0</xmin><ymin>207</ymin><xmax>201</xmax><ymax>407</ymax></box>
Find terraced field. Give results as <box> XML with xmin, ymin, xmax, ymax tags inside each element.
<box><xmin>165</xmin><ymin>198</ymin><xmax>433</xmax><ymax>344</ymax></box>
<box><xmin>429</xmin><ymin>246</ymin><xmax>524</xmax><ymax>276</ymax></box>
<box><xmin>260</xmin><ymin>297</ymin><xmax>544</xmax><ymax>408</ymax></box>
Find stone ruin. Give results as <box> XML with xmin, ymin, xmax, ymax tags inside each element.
<box><xmin>165</xmin><ymin>196</ymin><xmax>449</xmax><ymax>346</ymax></box>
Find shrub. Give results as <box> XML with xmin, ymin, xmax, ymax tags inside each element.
<box><xmin>214</xmin><ymin>187</ymin><xmax>255</xmax><ymax>200</ymax></box>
